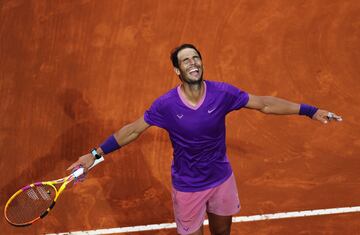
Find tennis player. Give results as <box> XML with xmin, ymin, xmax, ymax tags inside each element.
<box><xmin>67</xmin><ymin>44</ymin><xmax>342</xmax><ymax>235</ymax></box>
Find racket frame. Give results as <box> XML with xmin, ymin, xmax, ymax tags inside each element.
<box><xmin>4</xmin><ymin>157</ymin><xmax>104</xmax><ymax>226</ymax></box>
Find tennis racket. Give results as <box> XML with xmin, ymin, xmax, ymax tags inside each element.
<box><xmin>4</xmin><ymin>157</ymin><xmax>104</xmax><ymax>227</ymax></box>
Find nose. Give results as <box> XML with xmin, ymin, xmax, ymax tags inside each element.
<box><xmin>188</xmin><ymin>58</ymin><xmax>196</xmax><ymax>65</ymax></box>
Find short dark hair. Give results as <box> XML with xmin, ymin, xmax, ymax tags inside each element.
<box><xmin>170</xmin><ymin>44</ymin><xmax>202</xmax><ymax>68</ymax></box>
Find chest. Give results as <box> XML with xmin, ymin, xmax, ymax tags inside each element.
<box><xmin>166</xmin><ymin>98</ymin><xmax>226</xmax><ymax>137</ymax></box>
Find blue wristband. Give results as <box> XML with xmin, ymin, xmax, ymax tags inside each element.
<box><xmin>100</xmin><ymin>135</ymin><xmax>121</xmax><ymax>154</ymax></box>
<box><xmin>299</xmin><ymin>104</ymin><xmax>318</xmax><ymax>118</ymax></box>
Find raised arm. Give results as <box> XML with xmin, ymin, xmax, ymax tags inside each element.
<box><xmin>67</xmin><ymin>115</ymin><xmax>150</xmax><ymax>172</ymax></box>
<box><xmin>245</xmin><ymin>94</ymin><xmax>342</xmax><ymax>124</ymax></box>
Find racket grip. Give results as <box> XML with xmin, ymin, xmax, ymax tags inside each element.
<box><xmin>72</xmin><ymin>156</ymin><xmax>105</xmax><ymax>178</ymax></box>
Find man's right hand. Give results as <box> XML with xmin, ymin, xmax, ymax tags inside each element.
<box><xmin>66</xmin><ymin>153</ymin><xmax>95</xmax><ymax>173</ymax></box>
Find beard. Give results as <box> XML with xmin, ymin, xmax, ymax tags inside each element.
<box><xmin>179</xmin><ymin>71</ymin><xmax>203</xmax><ymax>86</ymax></box>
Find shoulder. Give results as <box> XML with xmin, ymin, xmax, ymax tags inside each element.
<box><xmin>206</xmin><ymin>80</ymin><xmax>246</xmax><ymax>95</ymax></box>
<box><xmin>151</xmin><ymin>86</ymin><xmax>178</xmax><ymax>108</ymax></box>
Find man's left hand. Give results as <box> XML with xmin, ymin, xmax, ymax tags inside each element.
<box><xmin>313</xmin><ymin>109</ymin><xmax>343</xmax><ymax>124</ymax></box>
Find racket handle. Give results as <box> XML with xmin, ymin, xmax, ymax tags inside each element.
<box><xmin>73</xmin><ymin>156</ymin><xmax>105</xmax><ymax>178</ymax></box>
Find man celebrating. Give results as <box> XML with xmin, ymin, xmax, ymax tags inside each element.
<box><xmin>68</xmin><ymin>44</ymin><xmax>342</xmax><ymax>235</ymax></box>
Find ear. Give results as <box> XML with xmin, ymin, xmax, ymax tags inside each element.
<box><xmin>174</xmin><ymin>67</ymin><xmax>180</xmax><ymax>76</ymax></box>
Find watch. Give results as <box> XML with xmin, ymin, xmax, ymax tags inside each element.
<box><xmin>91</xmin><ymin>148</ymin><xmax>102</xmax><ymax>159</ymax></box>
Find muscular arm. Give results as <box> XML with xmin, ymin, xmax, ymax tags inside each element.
<box><xmin>245</xmin><ymin>94</ymin><xmax>342</xmax><ymax>123</ymax></box>
<box><xmin>96</xmin><ymin>115</ymin><xmax>150</xmax><ymax>155</ymax></box>
<box><xmin>113</xmin><ymin>115</ymin><xmax>150</xmax><ymax>147</ymax></box>
<box><xmin>245</xmin><ymin>94</ymin><xmax>300</xmax><ymax>115</ymax></box>
<box><xmin>67</xmin><ymin>115</ymin><xmax>150</xmax><ymax>171</ymax></box>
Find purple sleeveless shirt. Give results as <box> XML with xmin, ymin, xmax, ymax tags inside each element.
<box><xmin>144</xmin><ymin>80</ymin><xmax>249</xmax><ymax>192</ymax></box>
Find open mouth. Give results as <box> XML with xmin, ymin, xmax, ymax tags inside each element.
<box><xmin>189</xmin><ymin>68</ymin><xmax>200</xmax><ymax>77</ymax></box>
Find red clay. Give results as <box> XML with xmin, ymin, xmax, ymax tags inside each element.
<box><xmin>1</xmin><ymin>1</ymin><xmax>360</xmax><ymax>234</ymax></box>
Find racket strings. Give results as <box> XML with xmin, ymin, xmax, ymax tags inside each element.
<box><xmin>5</xmin><ymin>185</ymin><xmax>56</xmax><ymax>225</ymax></box>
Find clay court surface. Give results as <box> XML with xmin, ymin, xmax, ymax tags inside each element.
<box><xmin>1</xmin><ymin>0</ymin><xmax>360</xmax><ymax>234</ymax></box>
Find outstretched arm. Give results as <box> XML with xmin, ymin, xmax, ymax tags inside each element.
<box><xmin>67</xmin><ymin>115</ymin><xmax>150</xmax><ymax>172</ymax></box>
<box><xmin>245</xmin><ymin>94</ymin><xmax>342</xmax><ymax>124</ymax></box>
<box><xmin>112</xmin><ymin>115</ymin><xmax>150</xmax><ymax>148</ymax></box>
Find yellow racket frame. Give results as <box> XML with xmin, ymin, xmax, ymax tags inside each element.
<box><xmin>4</xmin><ymin>157</ymin><xmax>104</xmax><ymax>226</ymax></box>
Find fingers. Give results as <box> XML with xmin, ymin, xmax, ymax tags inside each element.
<box><xmin>66</xmin><ymin>158</ymin><xmax>86</xmax><ymax>171</ymax></box>
<box><xmin>67</xmin><ymin>154</ymin><xmax>95</xmax><ymax>171</ymax></box>
<box><xmin>67</xmin><ymin>162</ymin><xmax>79</xmax><ymax>171</ymax></box>
<box><xmin>313</xmin><ymin>110</ymin><xmax>342</xmax><ymax>124</ymax></box>
<box><xmin>327</xmin><ymin>112</ymin><xmax>343</xmax><ymax>122</ymax></box>
<box><xmin>320</xmin><ymin>117</ymin><xmax>329</xmax><ymax>124</ymax></box>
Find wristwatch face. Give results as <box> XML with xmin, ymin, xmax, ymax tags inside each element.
<box><xmin>91</xmin><ymin>149</ymin><xmax>101</xmax><ymax>159</ymax></box>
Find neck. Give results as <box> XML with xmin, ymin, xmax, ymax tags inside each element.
<box><xmin>180</xmin><ymin>81</ymin><xmax>205</xmax><ymax>106</ymax></box>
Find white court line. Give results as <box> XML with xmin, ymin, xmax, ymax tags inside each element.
<box><xmin>46</xmin><ymin>206</ymin><xmax>360</xmax><ymax>235</ymax></box>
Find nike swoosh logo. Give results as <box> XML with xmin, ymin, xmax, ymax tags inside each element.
<box><xmin>208</xmin><ymin>108</ymin><xmax>216</xmax><ymax>113</ymax></box>
<box><xmin>177</xmin><ymin>114</ymin><xmax>183</xmax><ymax>119</ymax></box>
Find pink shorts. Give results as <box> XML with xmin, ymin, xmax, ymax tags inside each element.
<box><xmin>171</xmin><ymin>173</ymin><xmax>240</xmax><ymax>234</ymax></box>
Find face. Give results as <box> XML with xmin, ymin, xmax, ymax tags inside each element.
<box><xmin>175</xmin><ymin>48</ymin><xmax>203</xmax><ymax>85</ymax></box>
